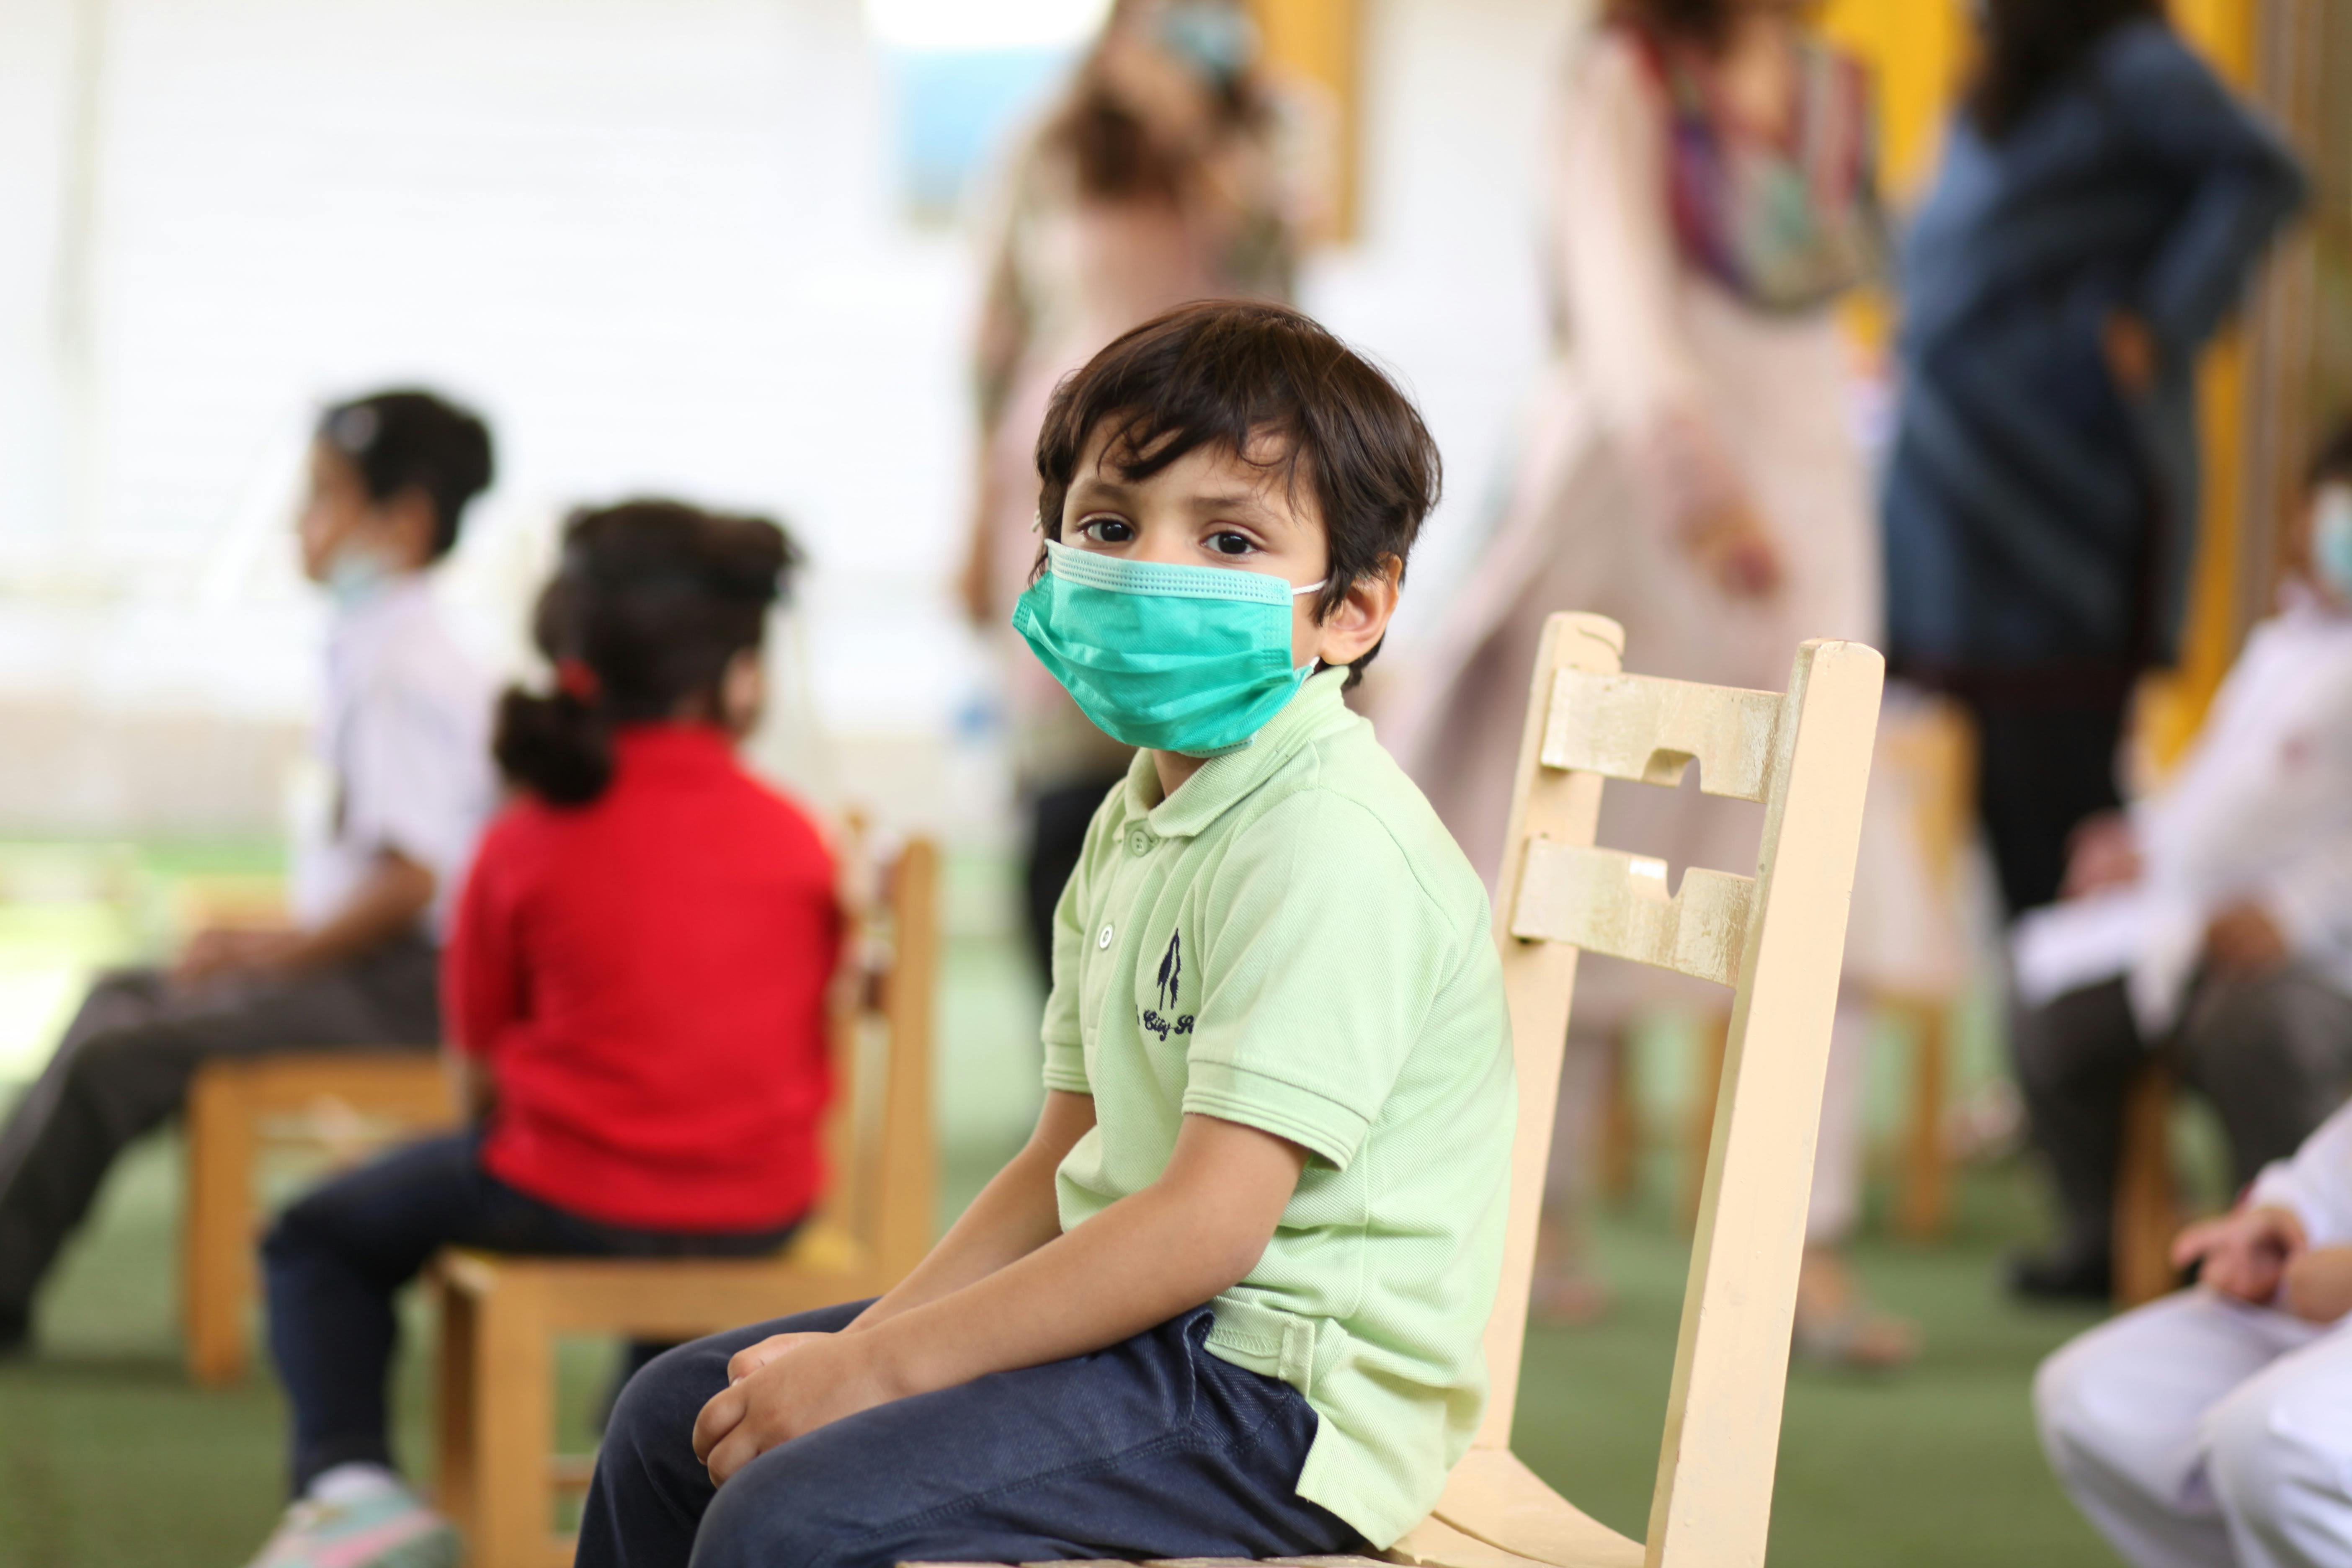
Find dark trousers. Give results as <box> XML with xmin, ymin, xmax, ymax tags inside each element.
<box><xmin>577</xmin><ymin>1302</ymin><xmax>1364</xmax><ymax>1568</ymax></box>
<box><xmin>1022</xmin><ymin>771</ymin><xmax>1130</xmax><ymax>985</ymax></box>
<box><xmin>2014</xmin><ymin>969</ymin><xmax>2352</xmax><ymax>1261</ymax></box>
<box><xmin>265</xmin><ymin>1131</ymin><xmax>798</xmax><ymax>1496</ymax></box>
<box><xmin>0</xmin><ymin>936</ymin><xmax>443</xmax><ymax>1328</ymax></box>
<box><xmin>1961</xmin><ymin>694</ymin><xmax>2130</xmax><ymax>917</ymax></box>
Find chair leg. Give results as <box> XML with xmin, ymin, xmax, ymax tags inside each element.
<box><xmin>433</xmin><ymin>1274</ymin><xmax>480</xmax><ymax>1541</ymax></box>
<box><xmin>466</xmin><ymin>1271</ymin><xmax>554</xmax><ymax>1568</ymax></box>
<box><xmin>184</xmin><ymin>1066</ymin><xmax>256</xmax><ymax>1386</ymax></box>
<box><xmin>2114</xmin><ymin>1062</ymin><xmax>2180</xmax><ymax>1309</ymax></box>
<box><xmin>1894</xmin><ymin>999</ymin><xmax>1951</xmax><ymax>1240</ymax></box>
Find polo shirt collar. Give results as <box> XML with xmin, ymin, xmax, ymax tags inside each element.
<box><xmin>1126</xmin><ymin>665</ymin><xmax>1357</xmax><ymax>840</ymax></box>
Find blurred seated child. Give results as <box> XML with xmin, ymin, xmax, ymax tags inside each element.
<box><xmin>2006</xmin><ymin>427</ymin><xmax>2352</xmax><ymax>1302</ymax></box>
<box><xmin>577</xmin><ymin>301</ymin><xmax>1516</xmax><ymax>1568</ymax></box>
<box><xmin>0</xmin><ymin>389</ymin><xmax>497</xmax><ymax>1353</ymax></box>
<box><xmin>243</xmin><ymin>501</ymin><xmax>839</xmax><ymax>1568</ymax></box>
<box><xmin>2037</xmin><ymin>1094</ymin><xmax>2352</xmax><ymax>1568</ymax></box>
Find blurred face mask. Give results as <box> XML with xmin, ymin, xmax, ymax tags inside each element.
<box><xmin>1157</xmin><ymin>0</ymin><xmax>1256</xmax><ymax>89</ymax></box>
<box><xmin>323</xmin><ymin>541</ymin><xmax>396</xmax><ymax>607</ymax></box>
<box><xmin>1012</xmin><ymin>539</ymin><xmax>1322</xmax><ymax>757</ymax></box>
<box><xmin>2313</xmin><ymin>484</ymin><xmax>2352</xmax><ymax>601</ymax></box>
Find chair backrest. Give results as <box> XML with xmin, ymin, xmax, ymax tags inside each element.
<box><xmin>813</xmin><ymin>830</ymin><xmax>940</xmax><ymax>1282</ymax></box>
<box><xmin>1479</xmin><ymin>614</ymin><xmax>1882</xmax><ymax>1568</ymax></box>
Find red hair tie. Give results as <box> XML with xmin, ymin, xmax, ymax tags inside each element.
<box><xmin>555</xmin><ymin>658</ymin><xmax>601</xmax><ymax>702</ymax></box>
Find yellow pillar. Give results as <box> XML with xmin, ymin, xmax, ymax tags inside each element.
<box><xmin>1247</xmin><ymin>0</ymin><xmax>1361</xmax><ymax>240</ymax></box>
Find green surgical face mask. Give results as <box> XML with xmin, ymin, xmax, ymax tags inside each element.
<box><xmin>1012</xmin><ymin>539</ymin><xmax>1323</xmax><ymax>757</ymax></box>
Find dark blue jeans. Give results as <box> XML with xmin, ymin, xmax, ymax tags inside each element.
<box><xmin>577</xmin><ymin>1301</ymin><xmax>1365</xmax><ymax>1568</ymax></box>
<box><xmin>263</xmin><ymin>1131</ymin><xmax>796</xmax><ymax>1496</ymax></box>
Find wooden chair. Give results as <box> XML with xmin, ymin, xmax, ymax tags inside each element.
<box><xmin>184</xmin><ymin>1049</ymin><xmax>459</xmax><ymax>1385</ymax></box>
<box><xmin>917</xmin><ymin>611</ymin><xmax>1884</xmax><ymax>1568</ymax></box>
<box><xmin>431</xmin><ymin>835</ymin><xmax>941</xmax><ymax>1568</ymax></box>
<box><xmin>2112</xmin><ymin>1061</ymin><xmax>2183</xmax><ymax>1308</ymax></box>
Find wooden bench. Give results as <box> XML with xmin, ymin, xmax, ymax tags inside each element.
<box><xmin>923</xmin><ymin>611</ymin><xmax>1884</xmax><ymax>1568</ymax></box>
<box><xmin>431</xmin><ymin>835</ymin><xmax>940</xmax><ymax>1568</ymax></box>
<box><xmin>183</xmin><ymin>1048</ymin><xmax>459</xmax><ymax>1385</ymax></box>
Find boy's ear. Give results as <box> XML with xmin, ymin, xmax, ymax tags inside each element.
<box><xmin>379</xmin><ymin>485</ymin><xmax>442</xmax><ymax>569</ymax></box>
<box><xmin>1312</xmin><ymin>554</ymin><xmax>1403</xmax><ymax>669</ymax></box>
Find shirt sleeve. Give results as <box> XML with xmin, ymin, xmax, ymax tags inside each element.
<box><xmin>440</xmin><ymin>825</ymin><xmax>521</xmax><ymax>1059</ymax></box>
<box><xmin>341</xmin><ymin>674</ymin><xmax>493</xmax><ymax>895</ymax></box>
<box><xmin>1182</xmin><ymin>794</ymin><xmax>1462</xmax><ymax>1171</ymax></box>
<box><xmin>2249</xmin><ymin>1098</ymin><xmax>2352</xmax><ymax>1248</ymax></box>
<box><xmin>2104</xmin><ymin>26</ymin><xmax>2306</xmax><ymax>354</ymax></box>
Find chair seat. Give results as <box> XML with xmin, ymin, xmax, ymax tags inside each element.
<box><xmin>433</xmin><ymin>1225</ymin><xmax>880</xmax><ymax>1338</ymax></box>
<box><xmin>899</xmin><ymin>1450</ymin><xmax>1641</xmax><ymax>1568</ymax></box>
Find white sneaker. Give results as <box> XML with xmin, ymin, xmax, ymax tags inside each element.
<box><xmin>245</xmin><ymin>1484</ymin><xmax>461</xmax><ymax>1568</ymax></box>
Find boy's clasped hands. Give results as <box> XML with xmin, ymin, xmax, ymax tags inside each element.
<box><xmin>694</xmin><ymin>1329</ymin><xmax>902</xmax><ymax>1484</ymax></box>
<box><xmin>2173</xmin><ymin>1204</ymin><xmax>2352</xmax><ymax>1323</ymax></box>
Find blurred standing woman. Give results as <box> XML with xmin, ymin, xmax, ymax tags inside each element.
<box><xmin>961</xmin><ymin>0</ymin><xmax>1311</xmax><ymax>980</ymax></box>
<box><xmin>1883</xmin><ymin>0</ymin><xmax>2303</xmax><ymax>919</ymax></box>
<box><xmin>1389</xmin><ymin>0</ymin><xmax>1906</xmax><ymax>1358</ymax></box>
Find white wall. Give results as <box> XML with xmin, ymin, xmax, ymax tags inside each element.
<box><xmin>0</xmin><ymin>0</ymin><xmax>1586</xmax><ymax>838</ymax></box>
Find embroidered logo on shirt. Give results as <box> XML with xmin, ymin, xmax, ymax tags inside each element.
<box><xmin>1141</xmin><ymin>929</ymin><xmax>1195</xmax><ymax>1042</ymax></box>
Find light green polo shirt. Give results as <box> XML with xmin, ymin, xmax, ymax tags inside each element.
<box><xmin>1041</xmin><ymin>666</ymin><xmax>1516</xmax><ymax>1549</ymax></box>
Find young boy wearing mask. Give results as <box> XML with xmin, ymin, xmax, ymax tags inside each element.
<box><xmin>579</xmin><ymin>301</ymin><xmax>1516</xmax><ymax>1568</ymax></box>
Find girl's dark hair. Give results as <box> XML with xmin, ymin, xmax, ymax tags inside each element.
<box><xmin>1602</xmin><ymin>0</ymin><xmax>1735</xmax><ymax>51</ymax></box>
<box><xmin>316</xmin><ymin>389</ymin><xmax>495</xmax><ymax>559</ymax></box>
<box><xmin>493</xmin><ymin>500</ymin><xmax>802</xmax><ymax>806</ymax></box>
<box><xmin>1035</xmin><ymin>299</ymin><xmax>1440</xmax><ymax>689</ymax></box>
<box><xmin>1968</xmin><ymin>0</ymin><xmax>2165</xmax><ymax>141</ymax></box>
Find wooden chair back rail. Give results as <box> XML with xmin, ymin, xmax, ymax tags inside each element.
<box><xmin>1507</xmin><ymin>844</ymin><xmax>1755</xmax><ymax>989</ymax></box>
<box><xmin>1540</xmin><ymin>669</ymin><xmax>1784</xmax><ymax>803</ymax></box>
<box><xmin>432</xmin><ymin>836</ymin><xmax>940</xmax><ymax>1568</ymax></box>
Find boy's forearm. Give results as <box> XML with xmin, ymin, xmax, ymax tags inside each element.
<box><xmin>847</xmin><ymin>1142</ymin><xmax>1066</xmax><ymax>1333</ymax></box>
<box><xmin>847</xmin><ymin>1090</ymin><xmax>1096</xmax><ymax>1333</ymax></box>
<box><xmin>287</xmin><ymin>853</ymin><xmax>435</xmax><ymax>971</ymax></box>
<box><xmin>857</xmin><ymin>1180</ymin><xmax>1261</xmax><ymax>1400</ymax></box>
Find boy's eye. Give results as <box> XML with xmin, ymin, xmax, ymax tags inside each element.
<box><xmin>1206</xmin><ymin>531</ymin><xmax>1256</xmax><ymax>557</ymax></box>
<box><xmin>1078</xmin><ymin>516</ymin><xmax>1134</xmax><ymax>544</ymax></box>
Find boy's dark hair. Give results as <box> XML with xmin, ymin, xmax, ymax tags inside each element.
<box><xmin>1034</xmin><ymin>299</ymin><xmax>1441</xmax><ymax>689</ymax></box>
<box><xmin>316</xmin><ymin>389</ymin><xmax>496</xmax><ymax>560</ymax></box>
<box><xmin>2308</xmin><ymin>423</ymin><xmax>2352</xmax><ymax>490</ymax></box>
<box><xmin>494</xmin><ymin>499</ymin><xmax>803</xmax><ymax>807</ymax></box>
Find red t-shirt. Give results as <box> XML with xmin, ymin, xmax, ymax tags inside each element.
<box><xmin>444</xmin><ymin>723</ymin><xmax>841</xmax><ymax>1231</ymax></box>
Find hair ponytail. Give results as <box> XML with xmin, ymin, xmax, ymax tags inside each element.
<box><xmin>492</xmin><ymin>498</ymin><xmax>800</xmax><ymax>808</ymax></box>
<box><xmin>493</xmin><ymin>686</ymin><xmax>614</xmax><ymax>806</ymax></box>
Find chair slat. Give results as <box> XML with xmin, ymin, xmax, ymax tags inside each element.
<box><xmin>1540</xmin><ymin>669</ymin><xmax>1783</xmax><ymax>803</ymax></box>
<box><xmin>1508</xmin><ymin>839</ymin><xmax>1755</xmax><ymax>988</ymax></box>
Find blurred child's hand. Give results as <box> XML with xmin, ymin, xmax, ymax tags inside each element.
<box><xmin>174</xmin><ymin>927</ymin><xmax>301</xmax><ymax>986</ymax></box>
<box><xmin>1684</xmin><ymin>500</ymin><xmax>1783</xmax><ymax>599</ymax></box>
<box><xmin>2173</xmin><ymin>1204</ymin><xmax>2307</xmax><ymax>1304</ymax></box>
<box><xmin>693</xmin><ymin>1332</ymin><xmax>905</xmax><ymax>1485</ymax></box>
<box><xmin>2282</xmin><ymin>1246</ymin><xmax>2352</xmax><ymax>1324</ymax></box>
<box><xmin>2061</xmin><ymin>812</ymin><xmax>2142</xmax><ymax>899</ymax></box>
<box><xmin>2205</xmin><ymin>900</ymin><xmax>2291</xmax><ymax>977</ymax></box>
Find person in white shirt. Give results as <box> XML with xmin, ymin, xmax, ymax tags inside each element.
<box><xmin>0</xmin><ymin>389</ymin><xmax>498</xmax><ymax>1354</ymax></box>
<box><xmin>2007</xmin><ymin>429</ymin><xmax>2352</xmax><ymax>1303</ymax></box>
<box><xmin>2037</xmin><ymin>1092</ymin><xmax>2352</xmax><ymax>1567</ymax></box>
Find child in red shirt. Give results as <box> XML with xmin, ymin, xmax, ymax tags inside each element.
<box><xmin>246</xmin><ymin>500</ymin><xmax>840</xmax><ymax>1568</ymax></box>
